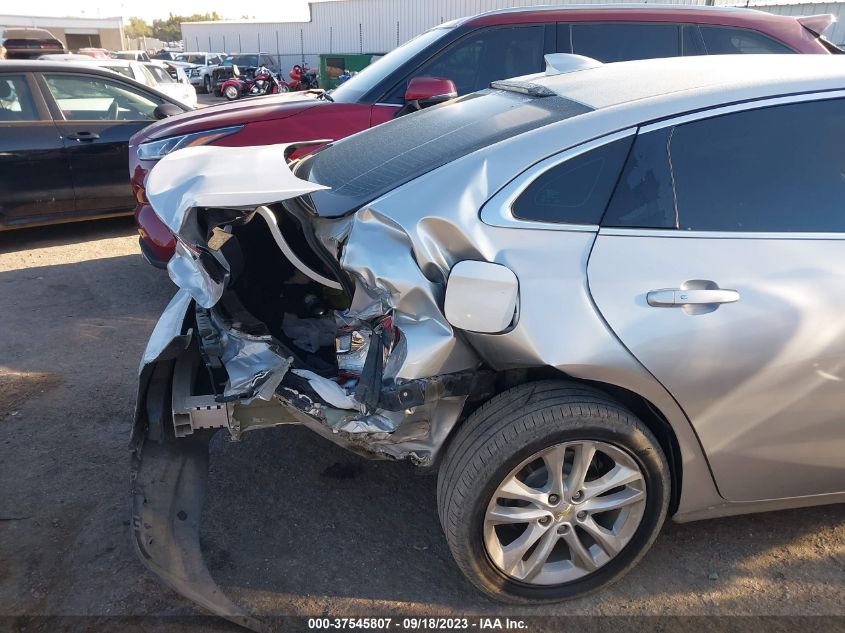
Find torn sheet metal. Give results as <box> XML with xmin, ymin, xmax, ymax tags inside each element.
<box><xmin>340</xmin><ymin>207</ymin><xmax>479</xmax><ymax>381</ymax></box>
<box><xmin>291</xmin><ymin>369</ymin><xmax>358</xmax><ymax>410</ymax></box>
<box><xmin>145</xmin><ymin>142</ymin><xmax>328</xmax><ymax>235</ymax></box>
<box><xmin>141</xmin><ymin>289</ymin><xmax>193</xmax><ymax>369</ymax></box>
<box><xmin>145</xmin><ymin>143</ymin><xmax>333</xmax><ymax>309</ymax></box>
<box><xmin>167</xmin><ymin>241</ymin><xmax>226</xmax><ymax>309</ymax></box>
<box><xmin>210</xmin><ymin>312</ymin><xmax>293</xmax><ymax>401</ymax></box>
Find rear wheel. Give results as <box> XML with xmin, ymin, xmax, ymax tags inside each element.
<box><xmin>437</xmin><ymin>381</ymin><xmax>670</xmax><ymax>603</ymax></box>
<box><xmin>223</xmin><ymin>85</ymin><xmax>240</xmax><ymax>101</ymax></box>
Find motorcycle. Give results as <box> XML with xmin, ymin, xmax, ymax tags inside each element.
<box><xmin>220</xmin><ymin>65</ymin><xmax>286</xmax><ymax>101</ymax></box>
<box><xmin>286</xmin><ymin>64</ymin><xmax>319</xmax><ymax>91</ymax></box>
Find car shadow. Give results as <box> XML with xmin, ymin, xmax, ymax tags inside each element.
<box><xmin>202</xmin><ymin>425</ymin><xmax>845</xmax><ymax>617</ymax></box>
<box><xmin>0</xmin><ymin>216</ymin><xmax>136</xmax><ymax>256</ymax></box>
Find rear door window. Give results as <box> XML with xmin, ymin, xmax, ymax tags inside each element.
<box><xmin>569</xmin><ymin>23</ymin><xmax>680</xmax><ymax>62</ymax></box>
<box><xmin>604</xmin><ymin>98</ymin><xmax>845</xmax><ymax>232</ymax></box>
<box><xmin>512</xmin><ymin>137</ymin><xmax>633</xmax><ymax>224</ymax></box>
<box><xmin>0</xmin><ymin>74</ymin><xmax>40</xmax><ymax>121</ymax></box>
<box><xmin>699</xmin><ymin>26</ymin><xmax>795</xmax><ymax>54</ymax></box>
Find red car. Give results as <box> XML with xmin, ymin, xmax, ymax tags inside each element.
<box><xmin>130</xmin><ymin>5</ymin><xmax>840</xmax><ymax>266</ymax></box>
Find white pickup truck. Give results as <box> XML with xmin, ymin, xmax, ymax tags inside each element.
<box><xmin>169</xmin><ymin>52</ymin><xmax>225</xmax><ymax>93</ymax></box>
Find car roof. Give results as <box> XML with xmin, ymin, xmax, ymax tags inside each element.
<box><xmin>0</xmin><ymin>59</ymin><xmax>127</xmax><ymax>73</ymax></box>
<box><xmin>0</xmin><ymin>59</ymin><xmax>186</xmax><ymax>105</ymax></box>
<box><xmin>1</xmin><ymin>27</ymin><xmax>58</xmax><ymax>38</ymax></box>
<box><xmin>531</xmin><ymin>54</ymin><xmax>845</xmax><ymax>113</ymax></box>
<box><xmin>87</xmin><ymin>59</ymin><xmax>136</xmax><ymax>66</ymax></box>
<box><xmin>462</xmin><ymin>3</ymin><xmax>797</xmax><ymax>27</ymax></box>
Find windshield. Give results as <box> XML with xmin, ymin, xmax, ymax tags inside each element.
<box><xmin>114</xmin><ymin>52</ymin><xmax>138</xmax><ymax>60</ymax></box>
<box><xmin>176</xmin><ymin>53</ymin><xmax>206</xmax><ymax>64</ymax></box>
<box><xmin>224</xmin><ymin>54</ymin><xmax>259</xmax><ymax>66</ymax></box>
<box><xmin>329</xmin><ymin>27</ymin><xmax>451</xmax><ymax>103</ymax></box>
<box><xmin>304</xmin><ymin>90</ymin><xmax>592</xmax><ymax>217</ymax></box>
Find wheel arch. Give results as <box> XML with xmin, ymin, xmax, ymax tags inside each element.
<box><xmin>455</xmin><ymin>366</ymin><xmax>705</xmax><ymax>517</ymax></box>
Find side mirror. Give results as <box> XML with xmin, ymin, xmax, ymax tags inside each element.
<box><xmin>153</xmin><ymin>103</ymin><xmax>184</xmax><ymax>119</ymax></box>
<box><xmin>404</xmin><ymin>76</ymin><xmax>458</xmax><ymax>106</ymax></box>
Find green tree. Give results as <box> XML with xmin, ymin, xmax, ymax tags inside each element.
<box><xmin>151</xmin><ymin>12</ymin><xmax>221</xmax><ymax>43</ymax></box>
<box><xmin>125</xmin><ymin>16</ymin><xmax>151</xmax><ymax>39</ymax></box>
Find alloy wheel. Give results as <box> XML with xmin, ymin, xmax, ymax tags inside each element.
<box><xmin>483</xmin><ymin>441</ymin><xmax>647</xmax><ymax>585</ymax></box>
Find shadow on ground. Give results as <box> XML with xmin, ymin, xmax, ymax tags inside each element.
<box><xmin>0</xmin><ymin>216</ymin><xmax>136</xmax><ymax>256</ymax></box>
<box><xmin>202</xmin><ymin>425</ymin><xmax>845</xmax><ymax>618</ymax></box>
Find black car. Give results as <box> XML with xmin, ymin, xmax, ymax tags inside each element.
<box><xmin>0</xmin><ymin>28</ymin><xmax>65</xmax><ymax>60</ymax></box>
<box><xmin>0</xmin><ymin>60</ymin><xmax>190</xmax><ymax>230</ymax></box>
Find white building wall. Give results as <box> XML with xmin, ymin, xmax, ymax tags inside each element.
<box><xmin>182</xmin><ymin>0</ymin><xmax>710</xmax><ymax>68</ymax></box>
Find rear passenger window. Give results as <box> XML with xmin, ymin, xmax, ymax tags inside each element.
<box><xmin>570</xmin><ymin>23</ymin><xmax>680</xmax><ymax>62</ymax></box>
<box><xmin>603</xmin><ymin>128</ymin><xmax>676</xmax><ymax>229</ymax></box>
<box><xmin>512</xmin><ymin>137</ymin><xmax>633</xmax><ymax>224</ymax></box>
<box><xmin>681</xmin><ymin>24</ymin><xmax>706</xmax><ymax>56</ymax></box>
<box><xmin>604</xmin><ymin>99</ymin><xmax>845</xmax><ymax>232</ymax></box>
<box><xmin>0</xmin><ymin>75</ymin><xmax>39</xmax><ymax>121</ymax></box>
<box><xmin>699</xmin><ymin>26</ymin><xmax>794</xmax><ymax>54</ymax></box>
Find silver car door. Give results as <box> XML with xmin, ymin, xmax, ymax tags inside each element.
<box><xmin>588</xmin><ymin>94</ymin><xmax>845</xmax><ymax>502</ymax></box>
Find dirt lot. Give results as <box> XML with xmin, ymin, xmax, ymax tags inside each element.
<box><xmin>0</xmin><ymin>219</ymin><xmax>843</xmax><ymax>631</ymax></box>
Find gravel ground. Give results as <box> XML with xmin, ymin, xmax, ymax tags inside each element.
<box><xmin>0</xmin><ymin>219</ymin><xmax>843</xmax><ymax>632</ymax></box>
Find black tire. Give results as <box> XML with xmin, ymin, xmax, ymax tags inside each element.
<box><xmin>436</xmin><ymin>380</ymin><xmax>670</xmax><ymax>604</ymax></box>
<box><xmin>203</xmin><ymin>75</ymin><xmax>212</xmax><ymax>94</ymax></box>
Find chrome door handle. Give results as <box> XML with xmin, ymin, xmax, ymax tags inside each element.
<box><xmin>647</xmin><ymin>287</ymin><xmax>740</xmax><ymax>307</ymax></box>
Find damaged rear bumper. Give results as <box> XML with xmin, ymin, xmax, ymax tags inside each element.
<box><xmin>137</xmin><ymin>289</ymin><xmax>489</xmax><ymax>464</ymax></box>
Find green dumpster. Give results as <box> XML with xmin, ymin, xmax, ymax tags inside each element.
<box><xmin>319</xmin><ymin>53</ymin><xmax>383</xmax><ymax>90</ymax></box>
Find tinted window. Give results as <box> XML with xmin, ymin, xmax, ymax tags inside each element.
<box><xmin>605</xmin><ymin>99</ymin><xmax>845</xmax><ymax>232</ymax></box>
<box><xmin>0</xmin><ymin>75</ymin><xmax>39</xmax><ymax>121</ymax></box>
<box><xmin>387</xmin><ymin>26</ymin><xmax>545</xmax><ymax>102</ymax></box>
<box><xmin>570</xmin><ymin>23</ymin><xmax>679</xmax><ymax>62</ymax></box>
<box><xmin>681</xmin><ymin>24</ymin><xmax>706</xmax><ymax>56</ymax></box>
<box><xmin>699</xmin><ymin>26</ymin><xmax>794</xmax><ymax>54</ymax></box>
<box><xmin>44</xmin><ymin>74</ymin><xmax>162</xmax><ymax>121</ymax></box>
<box><xmin>512</xmin><ymin>137</ymin><xmax>633</xmax><ymax>224</ymax></box>
<box><xmin>673</xmin><ymin>99</ymin><xmax>845</xmax><ymax>231</ymax></box>
<box><xmin>603</xmin><ymin>128</ymin><xmax>676</xmax><ymax>229</ymax></box>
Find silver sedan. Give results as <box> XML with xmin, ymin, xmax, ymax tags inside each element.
<box><xmin>132</xmin><ymin>54</ymin><xmax>845</xmax><ymax>619</ymax></box>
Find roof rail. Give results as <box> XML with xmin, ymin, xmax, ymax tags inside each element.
<box><xmin>544</xmin><ymin>53</ymin><xmax>602</xmax><ymax>76</ymax></box>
